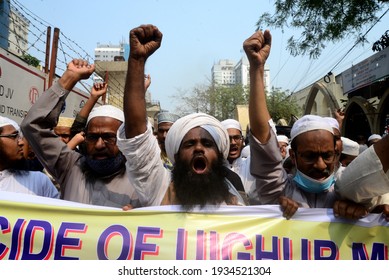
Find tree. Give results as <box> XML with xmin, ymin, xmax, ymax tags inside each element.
<box><xmin>266</xmin><ymin>87</ymin><xmax>302</xmax><ymax>123</ymax></box>
<box><xmin>172</xmin><ymin>82</ymin><xmax>248</xmax><ymax>120</ymax></box>
<box><xmin>172</xmin><ymin>83</ymin><xmax>300</xmax><ymax>123</ymax></box>
<box><xmin>372</xmin><ymin>30</ymin><xmax>389</xmax><ymax>51</ymax></box>
<box><xmin>257</xmin><ymin>0</ymin><xmax>389</xmax><ymax>58</ymax></box>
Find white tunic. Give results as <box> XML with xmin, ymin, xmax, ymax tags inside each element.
<box><xmin>0</xmin><ymin>169</ymin><xmax>59</xmax><ymax>198</ymax></box>
<box><xmin>335</xmin><ymin>145</ymin><xmax>389</xmax><ymax>210</ymax></box>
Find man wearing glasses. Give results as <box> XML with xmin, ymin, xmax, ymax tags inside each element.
<box><xmin>21</xmin><ymin>59</ymin><xmax>141</xmax><ymax>208</ymax></box>
<box><xmin>0</xmin><ymin>116</ymin><xmax>58</xmax><ymax>198</ymax></box>
<box><xmin>221</xmin><ymin>119</ymin><xmax>257</xmax><ymax>205</ymax></box>
<box><xmin>243</xmin><ymin>29</ymin><xmax>353</xmax><ymax>220</ymax></box>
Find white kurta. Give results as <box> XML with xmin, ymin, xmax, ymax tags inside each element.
<box><xmin>335</xmin><ymin>145</ymin><xmax>389</xmax><ymax>210</ymax></box>
<box><xmin>117</xmin><ymin>123</ymin><xmax>246</xmax><ymax>207</ymax></box>
<box><xmin>0</xmin><ymin>169</ymin><xmax>59</xmax><ymax>198</ymax></box>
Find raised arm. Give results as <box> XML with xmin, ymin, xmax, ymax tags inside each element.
<box><xmin>124</xmin><ymin>25</ymin><xmax>162</xmax><ymax>138</ymax></box>
<box><xmin>58</xmin><ymin>59</ymin><xmax>95</xmax><ymax>91</ymax></box>
<box><xmin>243</xmin><ymin>30</ymin><xmax>272</xmax><ymax>143</ymax></box>
<box><xmin>79</xmin><ymin>82</ymin><xmax>107</xmax><ymax>120</ymax></box>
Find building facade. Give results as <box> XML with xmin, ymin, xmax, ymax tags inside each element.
<box><xmin>291</xmin><ymin>46</ymin><xmax>389</xmax><ymax>141</ymax></box>
<box><xmin>0</xmin><ymin>2</ymin><xmax>32</xmax><ymax>60</ymax></box>
<box><xmin>212</xmin><ymin>56</ymin><xmax>271</xmax><ymax>93</ymax></box>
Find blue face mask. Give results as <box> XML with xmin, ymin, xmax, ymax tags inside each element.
<box><xmin>293</xmin><ymin>169</ymin><xmax>335</xmax><ymax>193</ymax></box>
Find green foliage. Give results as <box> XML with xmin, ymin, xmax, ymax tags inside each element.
<box><xmin>257</xmin><ymin>0</ymin><xmax>389</xmax><ymax>58</ymax></box>
<box><xmin>21</xmin><ymin>54</ymin><xmax>40</xmax><ymax>67</ymax></box>
<box><xmin>372</xmin><ymin>30</ymin><xmax>389</xmax><ymax>51</ymax></box>
<box><xmin>172</xmin><ymin>83</ymin><xmax>300</xmax><ymax>123</ymax></box>
<box><xmin>266</xmin><ymin>87</ymin><xmax>302</xmax><ymax>122</ymax></box>
<box><xmin>172</xmin><ymin>82</ymin><xmax>248</xmax><ymax>120</ymax></box>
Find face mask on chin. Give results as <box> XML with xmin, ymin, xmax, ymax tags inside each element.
<box><xmin>292</xmin><ymin>160</ymin><xmax>335</xmax><ymax>193</ymax></box>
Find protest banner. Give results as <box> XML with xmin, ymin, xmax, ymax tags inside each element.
<box><xmin>1</xmin><ymin>191</ymin><xmax>388</xmax><ymax>260</ymax></box>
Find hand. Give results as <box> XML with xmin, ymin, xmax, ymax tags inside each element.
<box><xmin>243</xmin><ymin>29</ymin><xmax>272</xmax><ymax>68</ymax></box>
<box><xmin>122</xmin><ymin>204</ymin><xmax>134</xmax><ymax>211</ymax></box>
<box><xmin>72</xmin><ymin>131</ymin><xmax>85</xmax><ymax>144</ymax></box>
<box><xmin>334</xmin><ymin>109</ymin><xmax>345</xmax><ymax>128</ymax></box>
<box><xmin>144</xmin><ymin>74</ymin><xmax>151</xmax><ymax>91</ymax></box>
<box><xmin>279</xmin><ymin>196</ymin><xmax>298</xmax><ymax>220</ymax></box>
<box><xmin>333</xmin><ymin>200</ymin><xmax>368</xmax><ymax>219</ymax></box>
<box><xmin>129</xmin><ymin>24</ymin><xmax>163</xmax><ymax>60</ymax></box>
<box><xmin>371</xmin><ymin>204</ymin><xmax>389</xmax><ymax>222</ymax></box>
<box><xmin>91</xmin><ymin>82</ymin><xmax>108</xmax><ymax>100</ymax></box>
<box><xmin>66</xmin><ymin>59</ymin><xmax>95</xmax><ymax>80</ymax></box>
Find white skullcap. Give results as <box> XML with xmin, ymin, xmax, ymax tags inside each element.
<box><xmin>368</xmin><ymin>134</ymin><xmax>382</xmax><ymax>142</ymax></box>
<box><xmin>221</xmin><ymin>119</ymin><xmax>242</xmax><ymax>132</ymax></box>
<box><xmin>165</xmin><ymin>113</ymin><xmax>229</xmax><ymax>164</ymax></box>
<box><xmin>290</xmin><ymin>115</ymin><xmax>334</xmax><ymax>142</ymax></box>
<box><xmin>0</xmin><ymin>116</ymin><xmax>19</xmax><ymax>130</ymax></box>
<box><xmin>341</xmin><ymin>137</ymin><xmax>359</xmax><ymax>156</ymax></box>
<box><xmin>87</xmin><ymin>105</ymin><xmax>124</xmax><ymax>125</ymax></box>
<box><xmin>324</xmin><ymin>117</ymin><xmax>340</xmax><ymax>131</ymax></box>
<box><xmin>277</xmin><ymin>135</ymin><xmax>289</xmax><ymax>144</ymax></box>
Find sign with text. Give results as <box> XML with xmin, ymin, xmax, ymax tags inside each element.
<box><xmin>341</xmin><ymin>47</ymin><xmax>389</xmax><ymax>95</ymax></box>
<box><xmin>0</xmin><ymin>192</ymin><xmax>388</xmax><ymax>260</ymax></box>
<box><xmin>0</xmin><ymin>48</ymin><xmax>90</xmax><ymax>124</ymax></box>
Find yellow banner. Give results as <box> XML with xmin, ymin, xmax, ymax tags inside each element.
<box><xmin>0</xmin><ymin>192</ymin><xmax>388</xmax><ymax>260</ymax></box>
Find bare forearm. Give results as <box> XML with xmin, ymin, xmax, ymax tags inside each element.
<box><xmin>78</xmin><ymin>95</ymin><xmax>100</xmax><ymax>119</ymax></box>
<box><xmin>124</xmin><ymin>57</ymin><xmax>147</xmax><ymax>138</ymax></box>
<box><xmin>249</xmin><ymin>66</ymin><xmax>271</xmax><ymax>143</ymax></box>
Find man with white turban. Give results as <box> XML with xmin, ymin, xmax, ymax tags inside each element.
<box><xmin>21</xmin><ymin>59</ymin><xmax>141</xmax><ymax>208</ymax></box>
<box><xmin>0</xmin><ymin>116</ymin><xmax>58</xmax><ymax>198</ymax></box>
<box><xmin>243</xmin><ymin>29</ymin><xmax>364</xmax><ymax>220</ymax></box>
<box><xmin>117</xmin><ymin>24</ymin><xmax>246</xmax><ymax>210</ymax></box>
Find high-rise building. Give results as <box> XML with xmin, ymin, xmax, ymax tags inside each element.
<box><xmin>0</xmin><ymin>1</ymin><xmax>10</xmax><ymax>51</ymax></box>
<box><xmin>94</xmin><ymin>43</ymin><xmax>128</xmax><ymax>62</ymax></box>
<box><xmin>212</xmin><ymin>56</ymin><xmax>271</xmax><ymax>93</ymax></box>
<box><xmin>211</xmin><ymin>59</ymin><xmax>236</xmax><ymax>86</ymax></box>
<box><xmin>8</xmin><ymin>6</ymin><xmax>29</xmax><ymax>56</ymax></box>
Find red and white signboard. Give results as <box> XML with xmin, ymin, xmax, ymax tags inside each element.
<box><xmin>0</xmin><ymin>48</ymin><xmax>90</xmax><ymax>124</ymax></box>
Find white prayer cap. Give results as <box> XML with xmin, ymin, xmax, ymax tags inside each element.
<box><xmin>0</xmin><ymin>116</ymin><xmax>19</xmax><ymax>130</ymax></box>
<box><xmin>368</xmin><ymin>134</ymin><xmax>382</xmax><ymax>142</ymax></box>
<box><xmin>290</xmin><ymin>115</ymin><xmax>333</xmax><ymax>142</ymax></box>
<box><xmin>341</xmin><ymin>137</ymin><xmax>359</xmax><ymax>156</ymax></box>
<box><xmin>165</xmin><ymin>113</ymin><xmax>229</xmax><ymax>164</ymax></box>
<box><xmin>221</xmin><ymin>119</ymin><xmax>242</xmax><ymax>132</ymax></box>
<box><xmin>277</xmin><ymin>135</ymin><xmax>289</xmax><ymax>144</ymax></box>
<box><xmin>324</xmin><ymin>117</ymin><xmax>339</xmax><ymax>131</ymax></box>
<box><xmin>87</xmin><ymin>105</ymin><xmax>124</xmax><ymax>125</ymax></box>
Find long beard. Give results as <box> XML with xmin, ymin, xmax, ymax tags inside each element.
<box><xmin>172</xmin><ymin>154</ymin><xmax>231</xmax><ymax>211</ymax></box>
<box><xmin>83</xmin><ymin>153</ymin><xmax>126</xmax><ymax>178</ymax></box>
<box><xmin>0</xmin><ymin>146</ymin><xmax>26</xmax><ymax>170</ymax></box>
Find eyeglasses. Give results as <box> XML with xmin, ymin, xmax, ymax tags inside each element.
<box><xmin>297</xmin><ymin>151</ymin><xmax>335</xmax><ymax>165</ymax></box>
<box><xmin>0</xmin><ymin>132</ymin><xmax>22</xmax><ymax>141</ymax></box>
<box><xmin>85</xmin><ymin>133</ymin><xmax>117</xmax><ymax>145</ymax></box>
<box><xmin>229</xmin><ymin>135</ymin><xmax>244</xmax><ymax>142</ymax></box>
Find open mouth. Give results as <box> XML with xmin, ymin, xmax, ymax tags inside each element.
<box><xmin>230</xmin><ymin>146</ymin><xmax>238</xmax><ymax>153</ymax></box>
<box><xmin>192</xmin><ymin>157</ymin><xmax>207</xmax><ymax>174</ymax></box>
